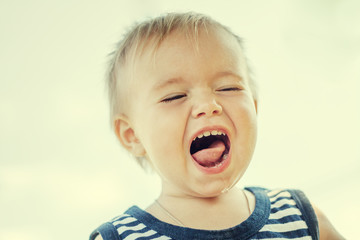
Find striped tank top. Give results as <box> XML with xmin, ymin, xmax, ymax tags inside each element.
<box><xmin>90</xmin><ymin>187</ymin><xmax>319</xmax><ymax>240</ymax></box>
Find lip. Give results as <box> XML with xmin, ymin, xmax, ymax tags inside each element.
<box><xmin>188</xmin><ymin>125</ymin><xmax>231</xmax><ymax>174</ymax></box>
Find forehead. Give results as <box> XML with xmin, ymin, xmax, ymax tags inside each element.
<box><xmin>130</xmin><ymin>27</ymin><xmax>246</xmax><ymax>80</ymax></box>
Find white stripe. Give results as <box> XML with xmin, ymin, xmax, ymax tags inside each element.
<box><xmin>260</xmin><ymin>220</ymin><xmax>307</xmax><ymax>233</ymax></box>
<box><xmin>269</xmin><ymin>191</ymin><xmax>291</xmax><ymax>202</ymax></box>
<box><xmin>271</xmin><ymin>198</ymin><xmax>296</xmax><ymax>209</ymax></box>
<box><xmin>151</xmin><ymin>236</ymin><xmax>172</xmax><ymax>240</ymax></box>
<box><xmin>123</xmin><ymin>230</ymin><xmax>157</xmax><ymax>240</ymax></box>
<box><xmin>113</xmin><ymin>216</ymin><xmax>138</xmax><ymax>225</ymax></box>
<box><xmin>117</xmin><ymin>223</ymin><xmax>146</xmax><ymax>235</ymax></box>
<box><xmin>112</xmin><ymin>214</ymin><xmax>131</xmax><ymax>221</ymax></box>
<box><xmin>269</xmin><ymin>207</ymin><xmax>302</xmax><ymax>219</ymax></box>
<box><xmin>267</xmin><ymin>189</ymin><xmax>283</xmax><ymax>197</ymax></box>
<box><xmin>258</xmin><ymin>237</ymin><xmax>311</xmax><ymax>240</ymax></box>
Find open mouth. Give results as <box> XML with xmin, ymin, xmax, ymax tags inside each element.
<box><xmin>190</xmin><ymin>130</ymin><xmax>230</xmax><ymax>168</ymax></box>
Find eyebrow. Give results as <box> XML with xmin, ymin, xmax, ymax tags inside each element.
<box><xmin>152</xmin><ymin>77</ymin><xmax>184</xmax><ymax>91</ymax></box>
<box><xmin>212</xmin><ymin>71</ymin><xmax>244</xmax><ymax>82</ymax></box>
<box><xmin>152</xmin><ymin>71</ymin><xmax>244</xmax><ymax>91</ymax></box>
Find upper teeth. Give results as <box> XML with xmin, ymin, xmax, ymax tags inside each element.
<box><xmin>193</xmin><ymin>130</ymin><xmax>226</xmax><ymax>141</ymax></box>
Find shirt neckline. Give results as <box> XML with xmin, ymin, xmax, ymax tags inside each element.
<box><xmin>125</xmin><ymin>187</ymin><xmax>270</xmax><ymax>240</ymax></box>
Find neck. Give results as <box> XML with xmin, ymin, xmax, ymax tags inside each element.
<box><xmin>147</xmin><ymin>187</ymin><xmax>253</xmax><ymax>230</ymax></box>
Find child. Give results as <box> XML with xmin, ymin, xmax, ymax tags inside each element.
<box><xmin>90</xmin><ymin>12</ymin><xmax>344</xmax><ymax>240</ymax></box>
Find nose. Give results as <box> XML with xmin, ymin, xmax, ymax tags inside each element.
<box><xmin>191</xmin><ymin>97</ymin><xmax>223</xmax><ymax>118</ymax></box>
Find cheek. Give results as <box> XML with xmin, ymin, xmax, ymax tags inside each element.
<box><xmin>139</xmin><ymin>109</ymin><xmax>187</xmax><ymax>159</ymax></box>
<box><xmin>230</xmin><ymin>98</ymin><xmax>258</xmax><ymax>145</ymax></box>
<box><xmin>228</xmin><ymin>96</ymin><xmax>257</xmax><ymax>123</ymax></box>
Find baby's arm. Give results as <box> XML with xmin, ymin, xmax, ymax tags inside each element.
<box><xmin>312</xmin><ymin>204</ymin><xmax>345</xmax><ymax>240</ymax></box>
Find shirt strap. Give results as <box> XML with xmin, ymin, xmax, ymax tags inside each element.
<box><xmin>89</xmin><ymin>222</ymin><xmax>121</xmax><ymax>240</ymax></box>
<box><xmin>288</xmin><ymin>189</ymin><xmax>320</xmax><ymax>240</ymax></box>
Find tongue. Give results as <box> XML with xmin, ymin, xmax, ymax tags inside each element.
<box><xmin>192</xmin><ymin>140</ymin><xmax>226</xmax><ymax>166</ymax></box>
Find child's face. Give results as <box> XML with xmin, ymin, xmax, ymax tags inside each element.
<box><xmin>121</xmin><ymin>28</ymin><xmax>257</xmax><ymax>198</ymax></box>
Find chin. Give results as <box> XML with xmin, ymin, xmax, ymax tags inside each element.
<box><xmin>190</xmin><ymin>176</ymin><xmax>239</xmax><ymax>198</ymax></box>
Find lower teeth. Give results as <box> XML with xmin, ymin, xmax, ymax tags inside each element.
<box><xmin>209</xmin><ymin>160</ymin><xmax>224</xmax><ymax>168</ymax></box>
<box><xmin>212</xmin><ymin>163</ymin><xmax>222</xmax><ymax>168</ymax></box>
<box><xmin>205</xmin><ymin>153</ymin><xmax>228</xmax><ymax>168</ymax></box>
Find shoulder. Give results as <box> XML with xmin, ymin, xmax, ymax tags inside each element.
<box><xmin>286</xmin><ymin>189</ymin><xmax>345</xmax><ymax>239</ymax></box>
<box><xmin>312</xmin><ymin>204</ymin><xmax>345</xmax><ymax>240</ymax></box>
<box><xmin>253</xmin><ymin>187</ymin><xmax>345</xmax><ymax>239</ymax></box>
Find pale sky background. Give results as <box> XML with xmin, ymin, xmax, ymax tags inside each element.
<box><xmin>0</xmin><ymin>0</ymin><xmax>359</xmax><ymax>239</ymax></box>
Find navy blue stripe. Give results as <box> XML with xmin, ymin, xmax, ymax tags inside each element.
<box><xmin>112</xmin><ymin>215</ymin><xmax>132</xmax><ymax>222</ymax></box>
<box><xmin>120</xmin><ymin>226</ymin><xmax>156</xmax><ymax>239</ymax></box>
<box><xmin>267</xmin><ymin>214</ymin><xmax>303</xmax><ymax>224</ymax></box>
<box><xmin>120</xmin><ymin>227</ymin><xmax>153</xmax><ymax>235</ymax></box>
<box><xmin>270</xmin><ymin>196</ymin><xmax>292</xmax><ymax>204</ymax></box>
<box><xmin>256</xmin><ymin>228</ymin><xmax>309</xmax><ymax>238</ymax></box>
<box><xmin>270</xmin><ymin>203</ymin><xmax>298</xmax><ymax>214</ymax></box>
<box><xmin>267</xmin><ymin>190</ymin><xmax>287</xmax><ymax>198</ymax></box>
<box><xmin>113</xmin><ymin>219</ymin><xmax>140</xmax><ymax>228</ymax></box>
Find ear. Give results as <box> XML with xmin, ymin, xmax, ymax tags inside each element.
<box><xmin>114</xmin><ymin>115</ymin><xmax>146</xmax><ymax>157</ymax></box>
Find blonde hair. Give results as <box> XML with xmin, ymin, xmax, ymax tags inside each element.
<box><xmin>106</xmin><ymin>12</ymin><xmax>257</xmax><ymax>168</ymax></box>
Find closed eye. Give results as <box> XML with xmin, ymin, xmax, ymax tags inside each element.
<box><xmin>161</xmin><ymin>94</ymin><xmax>186</xmax><ymax>103</ymax></box>
<box><xmin>218</xmin><ymin>87</ymin><xmax>242</xmax><ymax>92</ymax></box>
